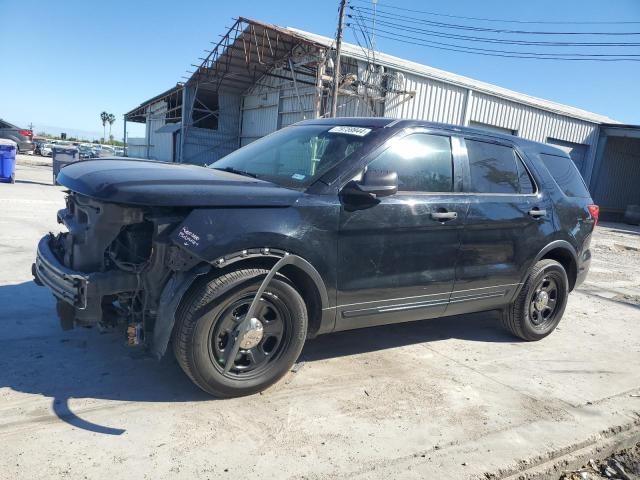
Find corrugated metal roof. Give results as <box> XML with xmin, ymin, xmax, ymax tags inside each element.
<box><xmin>286</xmin><ymin>27</ymin><xmax>619</xmax><ymax>125</ymax></box>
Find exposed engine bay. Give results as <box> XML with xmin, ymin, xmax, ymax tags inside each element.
<box><xmin>37</xmin><ymin>192</ymin><xmax>198</xmax><ymax>346</ymax></box>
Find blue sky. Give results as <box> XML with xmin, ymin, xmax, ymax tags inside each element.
<box><xmin>0</xmin><ymin>0</ymin><xmax>639</xmax><ymax>140</ymax></box>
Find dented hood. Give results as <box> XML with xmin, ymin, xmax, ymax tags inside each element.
<box><xmin>57</xmin><ymin>159</ymin><xmax>302</xmax><ymax>207</ymax></box>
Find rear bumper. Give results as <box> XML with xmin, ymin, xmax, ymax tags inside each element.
<box><xmin>33</xmin><ymin>234</ymin><xmax>139</xmax><ymax>326</ymax></box>
<box><xmin>575</xmin><ymin>247</ymin><xmax>591</xmax><ymax>289</ymax></box>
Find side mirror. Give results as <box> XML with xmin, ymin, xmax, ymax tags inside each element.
<box><xmin>357</xmin><ymin>169</ymin><xmax>398</xmax><ymax>197</ymax></box>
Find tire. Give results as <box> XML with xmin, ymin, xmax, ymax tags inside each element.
<box><xmin>502</xmin><ymin>259</ymin><xmax>569</xmax><ymax>341</ymax></box>
<box><xmin>172</xmin><ymin>268</ymin><xmax>308</xmax><ymax>397</ymax></box>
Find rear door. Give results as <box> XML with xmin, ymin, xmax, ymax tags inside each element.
<box><xmin>336</xmin><ymin>129</ymin><xmax>468</xmax><ymax>330</ymax></box>
<box><xmin>448</xmin><ymin>136</ymin><xmax>554</xmax><ymax>315</ymax></box>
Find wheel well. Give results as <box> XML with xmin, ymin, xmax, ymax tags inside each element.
<box><xmin>215</xmin><ymin>257</ymin><xmax>324</xmax><ymax>338</ymax></box>
<box><xmin>541</xmin><ymin>248</ymin><xmax>577</xmax><ymax>291</ymax></box>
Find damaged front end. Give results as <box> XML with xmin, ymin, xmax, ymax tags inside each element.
<box><xmin>33</xmin><ymin>192</ymin><xmax>197</xmax><ymax>346</ymax></box>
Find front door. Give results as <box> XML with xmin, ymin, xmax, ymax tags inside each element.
<box><xmin>335</xmin><ymin>131</ymin><xmax>468</xmax><ymax>331</ymax></box>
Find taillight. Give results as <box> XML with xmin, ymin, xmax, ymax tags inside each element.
<box><xmin>18</xmin><ymin>129</ymin><xmax>33</xmax><ymax>138</ymax></box>
<box><xmin>587</xmin><ymin>204</ymin><xmax>599</xmax><ymax>227</ymax></box>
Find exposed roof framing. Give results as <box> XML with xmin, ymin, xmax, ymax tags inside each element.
<box><xmin>125</xmin><ymin>84</ymin><xmax>184</xmax><ymax>123</ymax></box>
<box><xmin>187</xmin><ymin>17</ymin><xmax>327</xmax><ymax>94</ymax></box>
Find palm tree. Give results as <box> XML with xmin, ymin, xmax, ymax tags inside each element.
<box><xmin>107</xmin><ymin>114</ymin><xmax>116</xmax><ymax>144</ymax></box>
<box><xmin>100</xmin><ymin>111</ymin><xmax>109</xmax><ymax>143</ymax></box>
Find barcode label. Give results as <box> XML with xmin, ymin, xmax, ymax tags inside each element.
<box><xmin>328</xmin><ymin>126</ymin><xmax>372</xmax><ymax>137</ymax></box>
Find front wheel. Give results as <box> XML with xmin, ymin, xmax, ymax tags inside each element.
<box><xmin>172</xmin><ymin>268</ymin><xmax>308</xmax><ymax>397</ymax></box>
<box><xmin>502</xmin><ymin>259</ymin><xmax>569</xmax><ymax>341</ymax></box>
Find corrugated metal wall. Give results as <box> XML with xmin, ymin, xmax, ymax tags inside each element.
<box><xmin>240</xmin><ymin>91</ymin><xmax>280</xmax><ymax>146</ymax></box>
<box><xmin>241</xmin><ymin>66</ymin><xmax>317</xmax><ymax>142</ymax></box>
<box><xmin>381</xmin><ymin>69</ymin><xmax>600</xmax><ymax>181</ymax></box>
<box><xmin>147</xmin><ymin>101</ymin><xmax>174</xmax><ymax>161</ymax></box>
<box><xmin>181</xmin><ymin>86</ymin><xmax>241</xmax><ymax>164</ymax></box>
<box><xmin>127</xmin><ymin>138</ymin><xmax>146</xmax><ymax>158</ymax></box>
<box><xmin>469</xmin><ymin>92</ymin><xmax>598</xmax><ymax>146</ymax></box>
<box><xmin>384</xmin><ymin>71</ymin><xmax>467</xmax><ymax>124</ymax></box>
<box><xmin>240</xmin><ymin>60</ymin><xmax>383</xmax><ymax>144</ymax></box>
<box><xmin>176</xmin><ymin>57</ymin><xmax>603</xmax><ymax>176</ymax></box>
<box><xmin>592</xmin><ymin>137</ymin><xmax>640</xmax><ymax>214</ymax></box>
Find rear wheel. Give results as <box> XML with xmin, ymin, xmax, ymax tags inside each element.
<box><xmin>502</xmin><ymin>259</ymin><xmax>569</xmax><ymax>341</ymax></box>
<box><xmin>172</xmin><ymin>268</ymin><xmax>307</xmax><ymax>397</ymax></box>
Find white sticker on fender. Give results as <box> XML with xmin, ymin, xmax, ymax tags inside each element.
<box><xmin>328</xmin><ymin>126</ymin><xmax>372</xmax><ymax>137</ymax></box>
<box><xmin>178</xmin><ymin>226</ymin><xmax>200</xmax><ymax>247</ymax></box>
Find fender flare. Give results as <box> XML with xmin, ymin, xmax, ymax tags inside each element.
<box><xmin>151</xmin><ymin>263</ymin><xmax>211</xmax><ymax>359</ymax></box>
<box><xmin>534</xmin><ymin>239</ymin><xmax>578</xmax><ymax>265</ymax></box>
<box><xmin>150</xmin><ymin>249</ymin><xmax>330</xmax><ymax>359</ymax></box>
<box><xmin>511</xmin><ymin>240</ymin><xmax>579</xmax><ymax>300</ymax></box>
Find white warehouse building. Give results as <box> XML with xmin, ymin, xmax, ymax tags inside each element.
<box><xmin>124</xmin><ymin>17</ymin><xmax>640</xmax><ymax>220</ymax></box>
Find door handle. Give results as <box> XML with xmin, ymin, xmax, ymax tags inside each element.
<box><xmin>431</xmin><ymin>211</ymin><xmax>458</xmax><ymax>221</ymax></box>
<box><xmin>528</xmin><ymin>208</ymin><xmax>547</xmax><ymax>218</ymax></box>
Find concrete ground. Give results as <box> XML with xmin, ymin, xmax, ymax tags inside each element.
<box><xmin>1</xmin><ymin>164</ymin><xmax>639</xmax><ymax>480</ymax></box>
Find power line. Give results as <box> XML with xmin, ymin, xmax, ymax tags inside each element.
<box><xmin>350</xmin><ymin>13</ymin><xmax>640</xmax><ymax>47</ymax></box>
<box><xmin>351</xmin><ymin>5</ymin><xmax>640</xmax><ymax>35</ymax></box>
<box><xmin>349</xmin><ymin>0</ymin><xmax>640</xmax><ymax>25</ymax></box>
<box><xmin>347</xmin><ymin>24</ymin><xmax>640</xmax><ymax>61</ymax></box>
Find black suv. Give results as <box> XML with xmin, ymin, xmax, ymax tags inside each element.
<box><xmin>33</xmin><ymin>118</ymin><xmax>598</xmax><ymax>397</ymax></box>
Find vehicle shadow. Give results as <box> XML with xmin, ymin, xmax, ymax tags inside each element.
<box><xmin>0</xmin><ymin>280</ymin><xmax>509</xmax><ymax>436</ymax></box>
<box><xmin>301</xmin><ymin>310</ymin><xmax>510</xmax><ymax>363</ymax></box>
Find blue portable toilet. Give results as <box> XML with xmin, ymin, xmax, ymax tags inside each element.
<box><xmin>0</xmin><ymin>139</ymin><xmax>17</xmax><ymax>184</ymax></box>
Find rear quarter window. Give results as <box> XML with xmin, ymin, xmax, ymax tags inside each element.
<box><xmin>540</xmin><ymin>153</ymin><xmax>590</xmax><ymax>198</ymax></box>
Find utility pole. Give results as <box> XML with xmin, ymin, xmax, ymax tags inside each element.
<box><xmin>330</xmin><ymin>0</ymin><xmax>347</xmax><ymax>118</ymax></box>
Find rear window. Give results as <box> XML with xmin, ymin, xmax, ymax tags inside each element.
<box><xmin>466</xmin><ymin>140</ymin><xmax>520</xmax><ymax>194</ymax></box>
<box><xmin>540</xmin><ymin>153</ymin><xmax>590</xmax><ymax>198</ymax></box>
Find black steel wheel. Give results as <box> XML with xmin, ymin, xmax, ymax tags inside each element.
<box><xmin>209</xmin><ymin>294</ymin><xmax>291</xmax><ymax>378</ymax></box>
<box><xmin>528</xmin><ymin>275</ymin><xmax>560</xmax><ymax>330</ymax></box>
<box><xmin>502</xmin><ymin>259</ymin><xmax>569</xmax><ymax>341</ymax></box>
<box><xmin>173</xmin><ymin>268</ymin><xmax>307</xmax><ymax>397</ymax></box>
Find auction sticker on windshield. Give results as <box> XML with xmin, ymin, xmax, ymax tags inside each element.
<box><xmin>328</xmin><ymin>126</ymin><xmax>372</xmax><ymax>137</ymax></box>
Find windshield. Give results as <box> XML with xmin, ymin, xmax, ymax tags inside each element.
<box><xmin>209</xmin><ymin>125</ymin><xmax>372</xmax><ymax>188</ymax></box>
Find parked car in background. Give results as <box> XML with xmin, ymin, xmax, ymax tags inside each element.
<box><xmin>99</xmin><ymin>145</ymin><xmax>115</xmax><ymax>157</ymax></box>
<box><xmin>78</xmin><ymin>145</ymin><xmax>97</xmax><ymax>159</ymax></box>
<box><xmin>40</xmin><ymin>143</ymin><xmax>54</xmax><ymax>157</ymax></box>
<box><xmin>33</xmin><ymin>118</ymin><xmax>599</xmax><ymax>398</ymax></box>
<box><xmin>0</xmin><ymin>119</ymin><xmax>34</xmax><ymax>153</ymax></box>
<box><xmin>33</xmin><ymin>138</ymin><xmax>49</xmax><ymax>155</ymax></box>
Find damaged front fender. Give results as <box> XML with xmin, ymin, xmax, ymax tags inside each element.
<box><xmin>151</xmin><ymin>263</ymin><xmax>211</xmax><ymax>359</ymax></box>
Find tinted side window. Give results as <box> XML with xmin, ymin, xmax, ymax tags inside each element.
<box><xmin>540</xmin><ymin>153</ymin><xmax>590</xmax><ymax>198</ymax></box>
<box><xmin>466</xmin><ymin>140</ymin><xmax>519</xmax><ymax>194</ymax></box>
<box><xmin>367</xmin><ymin>133</ymin><xmax>453</xmax><ymax>192</ymax></box>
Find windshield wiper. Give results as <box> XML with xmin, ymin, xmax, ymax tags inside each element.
<box><xmin>213</xmin><ymin>166</ymin><xmax>259</xmax><ymax>179</ymax></box>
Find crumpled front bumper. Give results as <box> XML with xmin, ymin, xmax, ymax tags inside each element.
<box><xmin>34</xmin><ymin>235</ymin><xmax>89</xmax><ymax>309</ymax></box>
<box><xmin>33</xmin><ymin>234</ymin><xmax>139</xmax><ymax>328</ymax></box>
